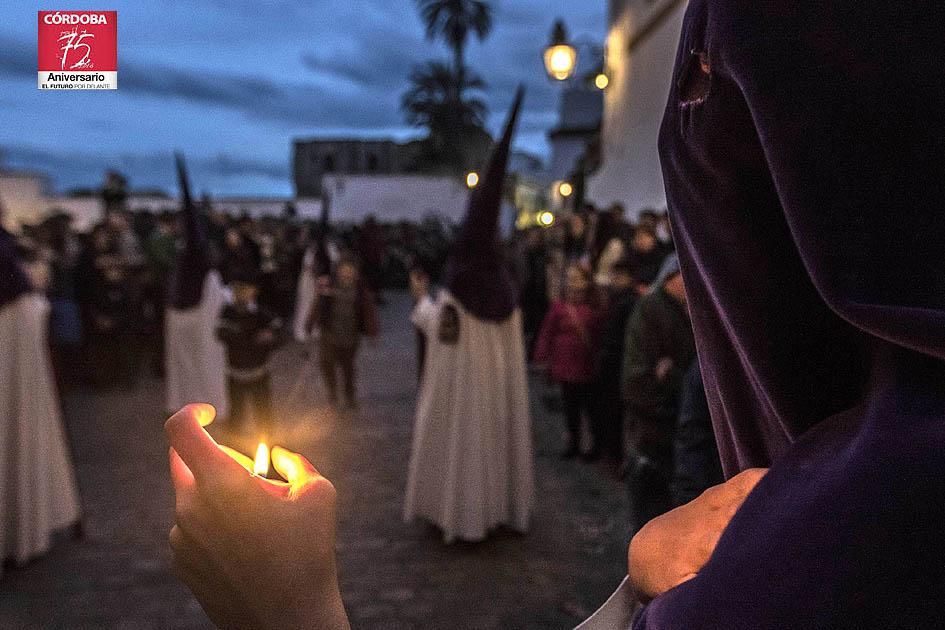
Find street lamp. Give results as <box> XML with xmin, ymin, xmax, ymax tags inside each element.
<box><xmin>466</xmin><ymin>171</ymin><xmax>480</xmax><ymax>189</ymax></box>
<box><xmin>558</xmin><ymin>181</ymin><xmax>574</xmax><ymax>198</ymax></box>
<box><xmin>594</xmin><ymin>72</ymin><xmax>610</xmax><ymax>90</ymax></box>
<box><xmin>543</xmin><ymin>20</ymin><xmax>577</xmax><ymax>81</ymax></box>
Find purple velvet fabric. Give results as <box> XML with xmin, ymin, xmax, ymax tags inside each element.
<box><xmin>635</xmin><ymin>1</ymin><xmax>945</xmax><ymax>627</ymax></box>
<box><xmin>444</xmin><ymin>87</ymin><xmax>524</xmax><ymax>322</ymax></box>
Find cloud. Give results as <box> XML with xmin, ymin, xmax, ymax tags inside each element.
<box><xmin>2</xmin><ymin>144</ymin><xmax>289</xmax><ymax>194</ymax></box>
<box><xmin>0</xmin><ymin>0</ymin><xmax>605</xmax><ymax>194</ymax></box>
<box><xmin>1</xmin><ymin>34</ymin><xmax>401</xmax><ymax>130</ymax></box>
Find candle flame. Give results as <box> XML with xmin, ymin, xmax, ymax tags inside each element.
<box><xmin>253</xmin><ymin>443</ymin><xmax>270</xmax><ymax>477</ymax></box>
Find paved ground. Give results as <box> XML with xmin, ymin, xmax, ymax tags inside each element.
<box><xmin>0</xmin><ymin>294</ymin><xmax>630</xmax><ymax>629</ymax></box>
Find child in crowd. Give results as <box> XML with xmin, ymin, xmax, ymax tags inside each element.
<box><xmin>216</xmin><ymin>277</ymin><xmax>282</xmax><ymax>435</ymax></box>
<box><xmin>88</xmin><ymin>260</ymin><xmax>136</xmax><ymax>386</ymax></box>
<box><xmin>307</xmin><ymin>257</ymin><xmax>379</xmax><ymax>410</ymax></box>
<box><xmin>534</xmin><ymin>263</ymin><xmax>603</xmax><ymax>458</ymax></box>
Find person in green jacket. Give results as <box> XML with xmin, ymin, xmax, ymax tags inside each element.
<box><xmin>622</xmin><ymin>253</ymin><xmax>696</xmax><ymax>534</ymax></box>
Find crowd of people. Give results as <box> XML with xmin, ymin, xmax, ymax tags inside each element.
<box><xmin>6</xmin><ymin>3</ymin><xmax>936</xmax><ymax>627</ymax></box>
<box><xmin>5</xmin><ymin>187</ymin><xmax>724</xmax><ymax>542</ymax></box>
<box><xmin>514</xmin><ymin>203</ymin><xmax>722</xmax><ymax>532</ymax></box>
<box><xmin>14</xmin><ymin>205</ymin><xmax>452</xmax><ymax>394</ymax></box>
<box><xmin>1</xmin><ymin>109</ymin><xmax>724</xmax><ymax>596</ymax></box>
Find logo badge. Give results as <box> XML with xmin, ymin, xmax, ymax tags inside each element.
<box><xmin>38</xmin><ymin>11</ymin><xmax>117</xmax><ymax>90</ymax></box>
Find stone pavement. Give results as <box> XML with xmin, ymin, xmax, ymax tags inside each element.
<box><xmin>0</xmin><ymin>294</ymin><xmax>629</xmax><ymax>629</ymax></box>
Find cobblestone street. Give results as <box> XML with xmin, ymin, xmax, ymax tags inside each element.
<box><xmin>0</xmin><ymin>294</ymin><xmax>629</xmax><ymax>629</ymax></box>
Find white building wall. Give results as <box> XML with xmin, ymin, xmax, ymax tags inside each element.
<box><xmin>0</xmin><ymin>169</ymin><xmax>324</xmax><ymax>232</ymax></box>
<box><xmin>0</xmin><ymin>172</ymin><xmax>49</xmax><ymax>231</ymax></box>
<box><xmin>588</xmin><ymin>0</ymin><xmax>687</xmax><ymax>218</ymax></box>
<box><xmin>322</xmin><ymin>174</ymin><xmax>470</xmax><ymax>224</ymax></box>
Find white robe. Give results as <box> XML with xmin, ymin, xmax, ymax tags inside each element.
<box><xmin>292</xmin><ymin>248</ymin><xmax>318</xmax><ymax>343</ymax></box>
<box><xmin>0</xmin><ymin>294</ymin><xmax>81</xmax><ymax>575</ymax></box>
<box><xmin>574</xmin><ymin>578</ymin><xmax>639</xmax><ymax>629</ymax></box>
<box><xmin>164</xmin><ymin>271</ymin><xmax>229</xmax><ymax>418</ymax></box>
<box><xmin>404</xmin><ymin>291</ymin><xmax>533</xmax><ymax>543</ymax></box>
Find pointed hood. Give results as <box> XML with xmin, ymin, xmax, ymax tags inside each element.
<box><xmin>314</xmin><ymin>191</ymin><xmax>332</xmax><ymax>277</ymax></box>
<box><xmin>445</xmin><ymin>86</ymin><xmax>524</xmax><ymax>322</ymax></box>
<box><xmin>0</xmin><ymin>227</ymin><xmax>31</xmax><ymax>309</ymax></box>
<box><xmin>169</xmin><ymin>153</ymin><xmax>211</xmax><ymax>310</ymax></box>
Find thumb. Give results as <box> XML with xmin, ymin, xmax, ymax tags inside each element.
<box><xmin>271</xmin><ymin>446</ymin><xmax>321</xmax><ymax>486</ymax></box>
<box><xmin>169</xmin><ymin>447</ymin><xmax>194</xmax><ymax>490</ymax></box>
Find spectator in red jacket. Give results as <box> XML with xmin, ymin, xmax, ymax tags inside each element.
<box><xmin>534</xmin><ymin>263</ymin><xmax>603</xmax><ymax>459</ymax></box>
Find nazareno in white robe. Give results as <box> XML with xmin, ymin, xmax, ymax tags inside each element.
<box><xmin>164</xmin><ymin>271</ymin><xmax>229</xmax><ymax>418</ymax></box>
<box><xmin>0</xmin><ymin>294</ymin><xmax>81</xmax><ymax>576</ymax></box>
<box><xmin>292</xmin><ymin>247</ymin><xmax>318</xmax><ymax>343</ymax></box>
<box><xmin>404</xmin><ymin>290</ymin><xmax>534</xmax><ymax>543</ymax></box>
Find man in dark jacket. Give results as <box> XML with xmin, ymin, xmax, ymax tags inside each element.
<box><xmin>591</xmin><ymin>258</ymin><xmax>637</xmax><ymax>463</ymax></box>
<box><xmin>671</xmin><ymin>361</ymin><xmax>723</xmax><ymax>506</ymax></box>
<box><xmin>622</xmin><ymin>253</ymin><xmax>696</xmax><ymax>532</ymax></box>
<box><xmin>307</xmin><ymin>258</ymin><xmax>379</xmax><ymax>410</ymax></box>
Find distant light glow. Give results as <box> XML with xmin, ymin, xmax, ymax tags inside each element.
<box><xmin>253</xmin><ymin>443</ymin><xmax>270</xmax><ymax>477</ymax></box>
<box><xmin>595</xmin><ymin>73</ymin><xmax>609</xmax><ymax>90</ymax></box>
<box><xmin>558</xmin><ymin>182</ymin><xmax>574</xmax><ymax>198</ymax></box>
<box><xmin>544</xmin><ymin>44</ymin><xmax>577</xmax><ymax>81</ymax></box>
<box><xmin>538</xmin><ymin>211</ymin><xmax>555</xmax><ymax>227</ymax></box>
<box><xmin>466</xmin><ymin>172</ymin><xmax>480</xmax><ymax>189</ymax></box>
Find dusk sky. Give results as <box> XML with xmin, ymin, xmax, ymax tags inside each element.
<box><xmin>1</xmin><ymin>1</ymin><xmax>604</xmax><ymax>196</ymax></box>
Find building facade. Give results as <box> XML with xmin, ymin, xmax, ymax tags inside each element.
<box><xmin>292</xmin><ymin>138</ymin><xmax>415</xmax><ymax>197</ymax></box>
<box><xmin>547</xmin><ymin>85</ymin><xmax>603</xmax><ymax>183</ymax></box>
<box><xmin>321</xmin><ymin>174</ymin><xmax>470</xmax><ymax>225</ymax></box>
<box><xmin>587</xmin><ymin>0</ymin><xmax>687</xmax><ymax>218</ymax></box>
<box><xmin>0</xmin><ymin>170</ymin><xmax>49</xmax><ymax>230</ymax></box>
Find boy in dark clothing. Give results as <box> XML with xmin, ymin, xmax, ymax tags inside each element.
<box><xmin>307</xmin><ymin>258</ymin><xmax>379</xmax><ymax>410</ymax></box>
<box><xmin>88</xmin><ymin>261</ymin><xmax>136</xmax><ymax>386</ymax></box>
<box><xmin>216</xmin><ymin>279</ymin><xmax>282</xmax><ymax>434</ymax></box>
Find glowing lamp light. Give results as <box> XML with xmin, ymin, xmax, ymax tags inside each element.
<box><xmin>558</xmin><ymin>182</ymin><xmax>574</xmax><ymax>198</ymax></box>
<box><xmin>544</xmin><ymin>19</ymin><xmax>577</xmax><ymax>81</ymax></box>
<box><xmin>253</xmin><ymin>443</ymin><xmax>270</xmax><ymax>477</ymax></box>
<box><xmin>466</xmin><ymin>171</ymin><xmax>480</xmax><ymax>189</ymax></box>
<box><xmin>538</xmin><ymin>211</ymin><xmax>555</xmax><ymax>227</ymax></box>
<box><xmin>544</xmin><ymin>45</ymin><xmax>577</xmax><ymax>81</ymax></box>
<box><xmin>594</xmin><ymin>73</ymin><xmax>610</xmax><ymax>90</ymax></box>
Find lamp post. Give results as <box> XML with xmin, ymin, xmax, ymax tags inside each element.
<box><xmin>542</xmin><ymin>19</ymin><xmax>607</xmax><ymax>89</ymax></box>
<box><xmin>543</xmin><ymin>20</ymin><xmax>578</xmax><ymax>81</ymax></box>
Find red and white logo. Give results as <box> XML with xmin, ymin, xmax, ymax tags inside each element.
<box><xmin>38</xmin><ymin>11</ymin><xmax>117</xmax><ymax>90</ymax></box>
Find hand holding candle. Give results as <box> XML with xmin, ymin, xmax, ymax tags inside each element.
<box><xmin>166</xmin><ymin>404</ymin><xmax>350</xmax><ymax>630</ymax></box>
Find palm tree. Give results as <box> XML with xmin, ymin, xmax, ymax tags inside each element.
<box><xmin>415</xmin><ymin>0</ymin><xmax>493</xmax><ymax>97</ymax></box>
<box><xmin>401</xmin><ymin>61</ymin><xmax>491</xmax><ymax>173</ymax></box>
<box><xmin>402</xmin><ymin>61</ymin><xmax>487</xmax><ymax>130</ymax></box>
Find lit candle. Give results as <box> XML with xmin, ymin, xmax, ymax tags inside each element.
<box><xmin>253</xmin><ymin>442</ymin><xmax>270</xmax><ymax>478</ymax></box>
